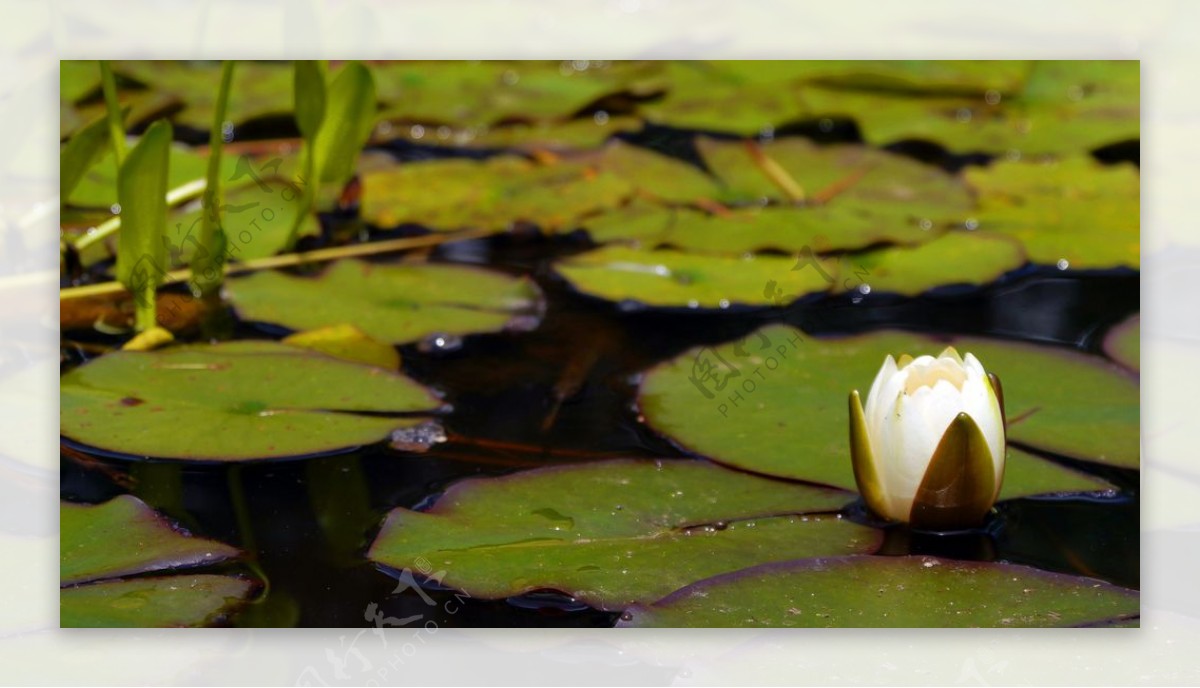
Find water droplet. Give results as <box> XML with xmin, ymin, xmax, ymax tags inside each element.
<box><xmin>1056</xmin><ymin>258</ymin><xmax>1070</xmax><ymax>271</ymax></box>
<box><xmin>110</xmin><ymin>203</ymin><xmax>122</xmax><ymax>215</ymax></box>
<box><xmin>1006</xmin><ymin>149</ymin><xmax>1022</xmax><ymax>161</ymax></box>
<box><xmin>376</xmin><ymin>120</ymin><xmax>393</xmax><ymax>137</ymax></box>
<box><xmin>502</xmin><ymin>69</ymin><xmax>519</xmax><ymax>85</ymax></box>
<box><xmin>221</xmin><ymin>120</ymin><xmax>235</xmax><ymax>143</ymax></box>
<box><xmin>686</xmin><ymin>300</ymin><xmax>699</xmax><ymax>309</ymax></box>
<box><xmin>759</xmin><ymin>125</ymin><xmax>775</xmax><ymax>141</ymax></box>
<box><xmin>619</xmin><ymin>611</ymin><xmax>633</xmax><ymax>622</ymax></box>
<box><xmin>572</xmin><ymin>60</ymin><xmax>590</xmax><ymax>72</ymax></box>
<box><xmin>389</xmin><ymin>420</ymin><xmax>447</xmax><ymax>453</ymax></box>
<box><xmin>436</xmin><ymin>126</ymin><xmax>452</xmax><ymax>140</ymax></box>
<box><xmin>964</xmin><ymin>218</ymin><xmax>979</xmax><ymax>230</ymax></box>
<box><xmin>417</xmin><ymin>332</ymin><xmax>463</xmax><ymax>353</ymax></box>
<box><xmin>919</xmin><ymin>218</ymin><xmax>933</xmax><ymax>231</ymax></box>
<box><xmin>955</xmin><ymin>108</ymin><xmax>972</xmax><ymax>123</ymax></box>
<box><xmin>857</xmin><ymin>284</ymin><xmax>871</xmax><ymax>295</ymax></box>
<box><xmin>984</xmin><ymin>90</ymin><xmax>1002</xmax><ymax>106</ymax></box>
<box><xmin>85</xmin><ymin>226</ymin><xmax>98</xmax><ymax>236</ymax></box>
<box><xmin>593</xmin><ymin>110</ymin><xmax>610</xmax><ymax>125</ymax></box>
<box><xmin>818</xmin><ymin>118</ymin><xmax>834</xmax><ymax>133</ymax></box>
<box><xmin>718</xmin><ymin>299</ymin><xmax>730</xmax><ymax>309</ymax></box>
<box><xmin>410</xmin><ymin>124</ymin><xmax>426</xmax><ymax>139</ymax></box>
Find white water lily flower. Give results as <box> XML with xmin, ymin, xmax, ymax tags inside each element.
<box><xmin>849</xmin><ymin>346</ymin><xmax>1006</xmax><ymax>529</ymax></box>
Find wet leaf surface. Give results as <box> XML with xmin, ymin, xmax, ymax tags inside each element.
<box><xmin>554</xmin><ymin>245</ymin><xmax>834</xmax><ymax>308</ymax></box>
<box><xmin>638</xmin><ymin>326</ymin><xmax>1138</xmax><ymax>490</ymax></box>
<box><xmin>227</xmin><ymin>259</ymin><xmax>544</xmax><ymax>344</ymax></box>
<box><xmin>60</xmin><ymin>341</ymin><xmax>440</xmax><ymax>460</ymax></box>
<box><xmin>368</xmin><ymin>459</ymin><xmax>880</xmax><ymax>610</ymax></box>
<box><xmin>965</xmin><ymin>156</ymin><xmax>1140</xmax><ymax>269</ymax></box>
<box><xmin>843</xmin><ymin>231</ymin><xmax>1026</xmax><ymax>296</ymax></box>
<box><xmin>618</xmin><ymin>555</ymin><xmax>1138</xmax><ymax>627</ymax></box>
<box><xmin>60</xmin><ymin>496</ymin><xmax>251</xmax><ymax>627</ymax></box>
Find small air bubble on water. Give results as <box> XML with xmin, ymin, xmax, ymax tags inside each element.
<box><xmin>593</xmin><ymin>111</ymin><xmax>610</xmax><ymax>125</ymax></box>
<box><xmin>417</xmin><ymin>332</ymin><xmax>463</xmax><ymax>353</ymax></box>
<box><xmin>964</xmin><ymin>218</ymin><xmax>979</xmax><ymax>230</ymax></box>
<box><xmin>1057</xmin><ymin>258</ymin><xmax>1070</xmax><ymax>270</ymax></box>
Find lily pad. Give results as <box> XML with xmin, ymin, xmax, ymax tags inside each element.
<box><xmin>282</xmin><ymin>324</ymin><xmax>400</xmax><ymax>370</ymax></box>
<box><xmin>964</xmin><ymin>156</ymin><xmax>1140</xmax><ymax>269</ymax></box>
<box><xmin>114</xmin><ymin>60</ymin><xmax>294</xmax><ymax>131</ymax></box>
<box><xmin>67</xmin><ymin>141</ymin><xmax>239</xmax><ymax>209</ymax></box>
<box><xmin>368</xmin><ymin>459</ymin><xmax>880</xmax><ymax>610</ymax></box>
<box><xmin>800</xmin><ymin>61</ymin><xmax>1138</xmax><ymax>155</ymax></box>
<box><xmin>227</xmin><ymin>259</ymin><xmax>543</xmax><ymax>344</ymax></box>
<box><xmin>638</xmin><ymin>326</ymin><xmax>1138</xmax><ymax>491</ymax></box>
<box><xmin>60</xmin><ymin>341</ymin><xmax>441</xmax><ymax>461</ymax></box>
<box><xmin>61</xmin><ymin>495</ymin><xmax>252</xmax><ymax>627</ymax></box>
<box><xmin>618</xmin><ymin>555</ymin><xmax>1138</xmax><ymax>627</ymax></box>
<box><xmin>360</xmin><ymin>155</ymin><xmax>632</xmax><ymax>232</ymax></box>
<box><xmin>596</xmin><ymin>140</ymin><xmax>722</xmax><ymax>204</ymax></box>
<box><xmin>1103</xmin><ymin>314</ymin><xmax>1139</xmax><ymax>372</ymax></box>
<box><xmin>840</xmin><ymin>231</ymin><xmax>1026</xmax><ymax>296</ymax></box>
<box><xmin>696</xmin><ymin>137</ymin><xmax>973</xmax><ymax>218</ymax></box>
<box><xmin>554</xmin><ymin>245</ymin><xmax>835</xmax><ymax>309</ymax></box>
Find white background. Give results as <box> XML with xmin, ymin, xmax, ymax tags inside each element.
<box><xmin>1</xmin><ymin>0</ymin><xmax>1196</xmax><ymax>684</ymax></box>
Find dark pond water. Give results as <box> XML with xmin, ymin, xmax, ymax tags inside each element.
<box><xmin>59</xmin><ymin>126</ymin><xmax>1140</xmax><ymax>627</ymax></box>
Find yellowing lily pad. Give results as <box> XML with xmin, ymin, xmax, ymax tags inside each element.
<box><xmin>360</xmin><ymin>155</ymin><xmax>632</xmax><ymax>232</ymax></box>
<box><xmin>60</xmin><ymin>341</ymin><xmax>441</xmax><ymax>461</ymax></box>
<box><xmin>842</xmin><ymin>231</ymin><xmax>1026</xmax><ymax>296</ymax></box>
<box><xmin>554</xmin><ymin>245</ymin><xmax>834</xmax><ymax>308</ymax></box>
<box><xmin>638</xmin><ymin>326</ymin><xmax>1138</xmax><ymax>491</ymax></box>
<box><xmin>618</xmin><ymin>555</ymin><xmax>1138</xmax><ymax>627</ymax></box>
<box><xmin>1103</xmin><ymin>314</ymin><xmax>1139</xmax><ymax>372</ymax></box>
<box><xmin>368</xmin><ymin>459</ymin><xmax>880</xmax><ymax>610</ymax></box>
<box><xmin>282</xmin><ymin>324</ymin><xmax>400</xmax><ymax>371</ymax></box>
<box><xmin>227</xmin><ymin>259</ymin><xmax>544</xmax><ymax>344</ymax></box>
<box><xmin>61</xmin><ymin>496</ymin><xmax>252</xmax><ymax>627</ymax></box>
<box><xmin>965</xmin><ymin>156</ymin><xmax>1140</xmax><ymax>269</ymax></box>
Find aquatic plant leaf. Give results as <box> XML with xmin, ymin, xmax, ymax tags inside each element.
<box><xmin>168</xmin><ymin>177</ymin><xmax>319</xmax><ymax>263</ymax></box>
<box><xmin>360</xmin><ymin>155</ymin><xmax>632</xmax><ymax>232</ymax></box>
<box><xmin>964</xmin><ymin>156</ymin><xmax>1140</xmax><ymax>269</ymax></box>
<box><xmin>618</xmin><ymin>555</ymin><xmax>1138</xmax><ymax>627</ymax></box>
<box><xmin>696</xmin><ymin>137</ymin><xmax>973</xmax><ymax>217</ymax></box>
<box><xmin>554</xmin><ymin>245</ymin><xmax>834</xmax><ymax>308</ymax></box>
<box><xmin>282</xmin><ymin>324</ymin><xmax>400</xmax><ymax>371</ymax></box>
<box><xmin>638</xmin><ymin>326</ymin><xmax>1138</xmax><ymax>490</ymax></box>
<box><xmin>368</xmin><ymin>459</ymin><xmax>880</xmax><ymax>610</ymax></box>
<box><xmin>801</xmin><ymin>61</ymin><xmax>1138</xmax><ymax>155</ymax></box>
<box><xmin>62</xmin><ymin>574</ymin><xmax>253</xmax><ymax>628</ymax></box>
<box><xmin>313</xmin><ymin>61</ymin><xmax>376</xmax><ymax>186</ymax></box>
<box><xmin>61</xmin><ymin>495</ymin><xmax>239</xmax><ymax>585</ymax></box>
<box><xmin>997</xmin><ymin>447</ymin><xmax>1114</xmax><ymax>501</ymax></box>
<box><xmin>115</xmin><ymin>120</ymin><xmax>171</xmax><ymax>307</ymax></box>
<box><xmin>61</xmin><ymin>108</ymin><xmax>125</xmax><ymax>201</ymax></box>
<box><xmin>60</xmin><ymin>341</ymin><xmax>440</xmax><ymax>461</ymax></box>
<box><xmin>67</xmin><ymin>139</ymin><xmax>239</xmax><ymax>209</ymax></box>
<box><xmin>841</xmin><ymin>231</ymin><xmax>1026</xmax><ymax>296</ymax></box>
<box><xmin>293</xmin><ymin>60</ymin><xmax>327</xmax><ymax>141</ymax></box>
<box><xmin>114</xmin><ymin>60</ymin><xmax>295</xmax><ymax>131</ymax></box>
<box><xmin>227</xmin><ymin>260</ymin><xmax>544</xmax><ymax>344</ymax></box>
<box><xmin>393</xmin><ymin>116</ymin><xmax>642</xmax><ymax>151</ymax></box>
<box><xmin>1103</xmin><ymin>314</ymin><xmax>1139</xmax><ymax>372</ymax></box>
<box><xmin>60</xmin><ymin>496</ymin><xmax>251</xmax><ymax>627</ymax></box>
<box><xmin>597</xmin><ymin>140</ymin><xmax>722</xmax><ymax>204</ymax></box>
<box><xmin>61</xmin><ymin>60</ymin><xmax>102</xmax><ymax>103</ymax></box>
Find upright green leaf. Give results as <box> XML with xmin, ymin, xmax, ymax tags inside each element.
<box><xmin>60</xmin><ymin>108</ymin><xmax>125</xmax><ymax>201</ymax></box>
<box><xmin>313</xmin><ymin>61</ymin><xmax>376</xmax><ymax>186</ymax></box>
<box><xmin>115</xmin><ymin>119</ymin><xmax>172</xmax><ymax>331</ymax></box>
<box><xmin>192</xmin><ymin>60</ymin><xmax>236</xmax><ymax>297</ymax></box>
<box><xmin>293</xmin><ymin>60</ymin><xmax>327</xmax><ymax>141</ymax></box>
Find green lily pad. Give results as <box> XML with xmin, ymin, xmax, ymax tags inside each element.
<box><xmin>360</xmin><ymin>155</ymin><xmax>632</xmax><ymax>232</ymax></box>
<box><xmin>597</xmin><ymin>140</ymin><xmax>722</xmax><ymax>204</ymax></box>
<box><xmin>282</xmin><ymin>324</ymin><xmax>400</xmax><ymax>371</ymax></box>
<box><xmin>368</xmin><ymin>459</ymin><xmax>880</xmax><ymax>610</ymax></box>
<box><xmin>964</xmin><ymin>156</ymin><xmax>1140</xmax><ymax>269</ymax></box>
<box><xmin>998</xmin><ymin>447</ymin><xmax>1115</xmax><ymax>500</ymax></box>
<box><xmin>60</xmin><ymin>341</ymin><xmax>441</xmax><ymax>461</ymax></box>
<box><xmin>638</xmin><ymin>326</ymin><xmax>1138</xmax><ymax>491</ymax></box>
<box><xmin>61</xmin><ymin>496</ymin><xmax>252</xmax><ymax>627</ymax></box>
<box><xmin>554</xmin><ymin>245</ymin><xmax>835</xmax><ymax>308</ymax></box>
<box><xmin>618</xmin><ymin>555</ymin><xmax>1138</xmax><ymax>627</ymax></box>
<box><xmin>114</xmin><ymin>60</ymin><xmax>294</xmax><ymax>131</ymax></box>
<box><xmin>374</xmin><ymin>60</ymin><xmax>662</xmax><ymax>129</ymax></box>
<box><xmin>168</xmin><ymin>176</ymin><xmax>319</xmax><ymax>264</ymax></box>
<box><xmin>1103</xmin><ymin>314</ymin><xmax>1139</xmax><ymax>372</ymax></box>
<box><xmin>696</xmin><ymin>137</ymin><xmax>974</xmax><ymax>218</ymax></box>
<box><xmin>841</xmin><ymin>231</ymin><xmax>1026</xmax><ymax>296</ymax></box>
<box><xmin>801</xmin><ymin>60</ymin><xmax>1137</xmax><ymax>155</ymax></box>
<box><xmin>227</xmin><ymin>259</ymin><xmax>543</xmax><ymax>344</ymax></box>
<box><xmin>67</xmin><ymin>141</ymin><xmax>238</xmax><ymax>209</ymax></box>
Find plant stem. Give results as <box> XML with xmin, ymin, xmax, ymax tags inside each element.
<box><xmin>98</xmin><ymin>61</ymin><xmax>126</xmax><ymax>170</ymax></box>
<box><xmin>73</xmin><ymin>178</ymin><xmax>208</xmax><ymax>254</ymax></box>
<box><xmin>59</xmin><ymin>228</ymin><xmax>492</xmax><ymax>301</ymax></box>
<box><xmin>193</xmin><ymin>60</ymin><xmax>236</xmax><ymax>297</ymax></box>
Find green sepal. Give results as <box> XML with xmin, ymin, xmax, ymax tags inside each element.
<box><xmin>909</xmin><ymin>412</ymin><xmax>997</xmax><ymax>530</ymax></box>
<box><xmin>849</xmin><ymin>389</ymin><xmax>891</xmax><ymax>520</ymax></box>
